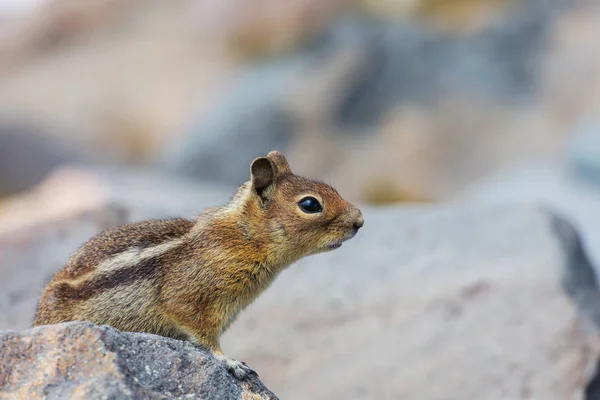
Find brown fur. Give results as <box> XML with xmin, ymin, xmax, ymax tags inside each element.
<box><xmin>33</xmin><ymin>150</ymin><xmax>363</xmax><ymax>379</ymax></box>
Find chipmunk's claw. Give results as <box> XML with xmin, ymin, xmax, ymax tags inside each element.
<box><xmin>216</xmin><ymin>355</ymin><xmax>258</xmax><ymax>380</ymax></box>
<box><xmin>241</xmin><ymin>361</ymin><xmax>259</xmax><ymax>377</ymax></box>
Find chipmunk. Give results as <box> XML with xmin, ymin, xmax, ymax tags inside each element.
<box><xmin>33</xmin><ymin>150</ymin><xmax>364</xmax><ymax>380</ymax></box>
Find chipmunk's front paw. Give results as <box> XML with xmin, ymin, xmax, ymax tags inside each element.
<box><xmin>216</xmin><ymin>354</ymin><xmax>258</xmax><ymax>380</ymax></box>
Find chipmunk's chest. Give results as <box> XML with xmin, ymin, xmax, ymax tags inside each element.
<box><xmin>216</xmin><ymin>263</ymin><xmax>278</xmax><ymax>333</ymax></box>
<box><xmin>220</xmin><ymin>304</ymin><xmax>244</xmax><ymax>334</ymax></box>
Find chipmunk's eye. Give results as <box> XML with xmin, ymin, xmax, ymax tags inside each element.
<box><xmin>298</xmin><ymin>196</ymin><xmax>322</xmax><ymax>213</ymax></box>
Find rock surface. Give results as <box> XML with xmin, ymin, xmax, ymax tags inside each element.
<box><xmin>0</xmin><ymin>163</ymin><xmax>233</xmax><ymax>238</ymax></box>
<box><xmin>0</xmin><ymin>122</ymin><xmax>92</xmax><ymax>197</ymax></box>
<box><xmin>456</xmin><ymin>162</ymin><xmax>600</xmax><ymax>275</ymax></box>
<box><xmin>568</xmin><ymin>118</ymin><xmax>600</xmax><ymax>189</ymax></box>
<box><xmin>219</xmin><ymin>205</ymin><xmax>600</xmax><ymax>399</ymax></box>
<box><xmin>0</xmin><ymin>321</ymin><xmax>278</xmax><ymax>400</ymax></box>
<box><xmin>2</xmin><ymin>191</ymin><xmax>600</xmax><ymax>399</ymax></box>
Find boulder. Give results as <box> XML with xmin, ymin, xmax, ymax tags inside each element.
<box><xmin>161</xmin><ymin>0</ymin><xmax>577</xmax><ymax>201</ymax></box>
<box><xmin>220</xmin><ymin>205</ymin><xmax>600</xmax><ymax>399</ymax></box>
<box><xmin>455</xmin><ymin>162</ymin><xmax>600</xmax><ymax>272</ymax></box>
<box><xmin>568</xmin><ymin>118</ymin><xmax>600</xmax><ymax>189</ymax></box>
<box><xmin>0</xmin><ymin>321</ymin><xmax>278</xmax><ymax>400</ymax></box>
<box><xmin>0</xmin><ymin>123</ymin><xmax>91</xmax><ymax>197</ymax></box>
<box><xmin>2</xmin><ymin>185</ymin><xmax>600</xmax><ymax>398</ymax></box>
<box><xmin>158</xmin><ymin>55</ymin><xmax>302</xmax><ymax>186</ymax></box>
<box><xmin>0</xmin><ymin>0</ymin><xmax>130</xmax><ymax>73</ymax></box>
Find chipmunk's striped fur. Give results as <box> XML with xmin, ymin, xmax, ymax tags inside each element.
<box><xmin>33</xmin><ymin>150</ymin><xmax>364</xmax><ymax>379</ymax></box>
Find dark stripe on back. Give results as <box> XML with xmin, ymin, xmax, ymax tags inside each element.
<box><xmin>55</xmin><ymin>256</ymin><xmax>162</xmax><ymax>301</ymax></box>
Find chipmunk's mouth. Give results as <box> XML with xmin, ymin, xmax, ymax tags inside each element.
<box><xmin>325</xmin><ymin>228</ymin><xmax>359</xmax><ymax>251</ymax></box>
<box><xmin>327</xmin><ymin>242</ymin><xmax>343</xmax><ymax>250</ymax></box>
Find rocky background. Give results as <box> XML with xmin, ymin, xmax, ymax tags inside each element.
<box><xmin>2</xmin><ymin>0</ymin><xmax>600</xmax><ymax>399</ymax></box>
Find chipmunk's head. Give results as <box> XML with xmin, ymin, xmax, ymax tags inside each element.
<box><xmin>243</xmin><ymin>150</ymin><xmax>363</xmax><ymax>261</ymax></box>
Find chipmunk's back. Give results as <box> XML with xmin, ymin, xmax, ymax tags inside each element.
<box><xmin>33</xmin><ymin>218</ymin><xmax>194</xmax><ymax>332</ymax></box>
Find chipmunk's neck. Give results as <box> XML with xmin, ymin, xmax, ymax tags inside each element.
<box><xmin>190</xmin><ymin>203</ymin><xmax>296</xmax><ymax>272</ymax></box>
<box><xmin>187</xmin><ymin>206</ymin><xmax>290</xmax><ymax>317</ymax></box>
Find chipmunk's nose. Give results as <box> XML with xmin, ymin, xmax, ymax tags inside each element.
<box><xmin>352</xmin><ymin>210</ymin><xmax>364</xmax><ymax>231</ymax></box>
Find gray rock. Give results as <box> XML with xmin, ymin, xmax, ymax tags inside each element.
<box><xmin>220</xmin><ymin>204</ymin><xmax>600</xmax><ymax>399</ymax></box>
<box><xmin>159</xmin><ymin>56</ymin><xmax>307</xmax><ymax>185</ymax></box>
<box><xmin>0</xmin><ymin>122</ymin><xmax>150</xmax><ymax>198</ymax></box>
<box><xmin>568</xmin><ymin>118</ymin><xmax>600</xmax><ymax>188</ymax></box>
<box><xmin>0</xmin><ymin>122</ymin><xmax>89</xmax><ymax>196</ymax></box>
<box><xmin>321</xmin><ymin>0</ymin><xmax>567</xmax><ymax>128</ymax></box>
<box><xmin>90</xmin><ymin>165</ymin><xmax>235</xmax><ymax>221</ymax></box>
<box><xmin>455</xmin><ymin>162</ymin><xmax>600</xmax><ymax>276</ymax></box>
<box><xmin>0</xmin><ymin>321</ymin><xmax>277</xmax><ymax>399</ymax></box>
<box><xmin>160</xmin><ymin>0</ymin><xmax>575</xmax><ymax>185</ymax></box>
<box><xmin>2</xmin><ymin>177</ymin><xmax>600</xmax><ymax>398</ymax></box>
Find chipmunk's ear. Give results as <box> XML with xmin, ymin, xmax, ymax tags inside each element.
<box><xmin>250</xmin><ymin>156</ymin><xmax>276</xmax><ymax>202</ymax></box>
<box><xmin>267</xmin><ymin>150</ymin><xmax>291</xmax><ymax>174</ymax></box>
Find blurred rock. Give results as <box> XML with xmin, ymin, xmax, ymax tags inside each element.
<box><xmin>159</xmin><ymin>55</ymin><xmax>307</xmax><ymax>186</ymax></box>
<box><xmin>0</xmin><ymin>2</ymin><xmax>238</xmax><ymax>166</ymax></box>
<box><xmin>1</xmin><ymin>172</ymin><xmax>600</xmax><ymax>398</ymax></box>
<box><xmin>455</xmin><ymin>162</ymin><xmax>600</xmax><ymax>273</ymax></box>
<box><xmin>0</xmin><ymin>321</ymin><xmax>278</xmax><ymax>399</ymax></box>
<box><xmin>0</xmin><ymin>0</ymin><xmax>132</xmax><ymax>73</ymax></box>
<box><xmin>190</xmin><ymin>0</ymin><xmax>348</xmax><ymax>59</ymax></box>
<box><xmin>219</xmin><ymin>205</ymin><xmax>600</xmax><ymax>399</ymax></box>
<box><xmin>358</xmin><ymin>0</ymin><xmax>517</xmax><ymax>32</ymax></box>
<box><xmin>0</xmin><ymin>165</ymin><xmax>110</xmax><ymax>235</ymax></box>
<box><xmin>2</xmin><ymin>0</ymin><xmax>597</xmax><ymax>204</ymax></box>
<box><xmin>80</xmin><ymin>164</ymin><xmax>234</xmax><ymax>221</ymax></box>
<box><xmin>0</xmin><ymin>122</ymin><xmax>96</xmax><ymax>197</ymax></box>
<box><xmin>314</xmin><ymin>0</ymin><xmax>566</xmax><ymax>128</ymax></box>
<box><xmin>0</xmin><ymin>164</ymin><xmax>234</xmax><ymax>330</ymax></box>
<box><xmin>456</xmin><ymin>162</ymin><xmax>600</xmax><ymax>396</ymax></box>
<box><xmin>162</xmin><ymin>0</ymin><xmax>576</xmax><ymax>200</ymax></box>
<box><xmin>0</xmin><ymin>163</ymin><xmax>233</xmax><ymax>237</ymax></box>
<box><xmin>0</xmin><ymin>202</ymin><xmax>128</xmax><ymax>330</ymax></box>
<box><xmin>568</xmin><ymin>118</ymin><xmax>600</xmax><ymax>188</ymax></box>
